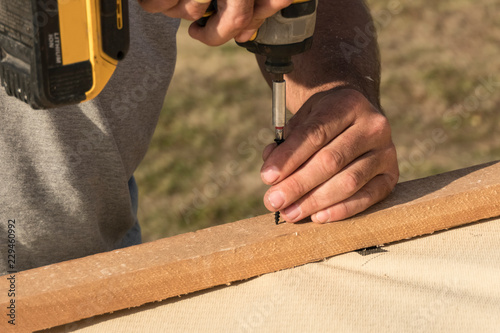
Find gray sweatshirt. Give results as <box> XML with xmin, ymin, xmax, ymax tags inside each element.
<box><xmin>0</xmin><ymin>0</ymin><xmax>179</xmax><ymax>274</ymax></box>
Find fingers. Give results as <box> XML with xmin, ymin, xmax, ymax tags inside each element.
<box><xmin>139</xmin><ymin>0</ymin><xmax>210</xmax><ymax>21</ymax></box>
<box><xmin>189</xmin><ymin>0</ymin><xmax>255</xmax><ymax>46</ymax></box>
<box><xmin>311</xmin><ymin>171</ymin><xmax>398</xmax><ymax>223</ymax></box>
<box><xmin>234</xmin><ymin>0</ymin><xmax>294</xmax><ymax>42</ymax></box>
<box><xmin>260</xmin><ymin>89</ymin><xmax>399</xmax><ymax>223</ymax></box>
<box><xmin>263</xmin><ymin>123</ymin><xmax>374</xmax><ymax>213</ymax></box>
<box><xmin>282</xmin><ymin>145</ymin><xmax>398</xmax><ymax>223</ymax></box>
<box><xmin>139</xmin><ymin>0</ymin><xmax>295</xmax><ymax>46</ymax></box>
<box><xmin>260</xmin><ymin>91</ymin><xmax>359</xmax><ymax>186</ymax></box>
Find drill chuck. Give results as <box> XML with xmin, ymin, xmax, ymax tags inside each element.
<box><xmin>237</xmin><ymin>0</ymin><xmax>317</xmax><ymax>74</ymax></box>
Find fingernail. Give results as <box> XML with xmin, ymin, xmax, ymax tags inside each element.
<box><xmin>268</xmin><ymin>191</ymin><xmax>285</xmax><ymax>209</ymax></box>
<box><xmin>261</xmin><ymin>166</ymin><xmax>280</xmax><ymax>184</ymax></box>
<box><xmin>314</xmin><ymin>210</ymin><xmax>330</xmax><ymax>223</ymax></box>
<box><xmin>284</xmin><ymin>204</ymin><xmax>301</xmax><ymax>221</ymax></box>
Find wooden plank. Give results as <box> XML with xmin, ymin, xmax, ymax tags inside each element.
<box><xmin>2</xmin><ymin>161</ymin><xmax>500</xmax><ymax>332</ymax></box>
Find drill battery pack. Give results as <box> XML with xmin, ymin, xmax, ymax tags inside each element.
<box><xmin>0</xmin><ymin>0</ymin><xmax>129</xmax><ymax>109</ymax></box>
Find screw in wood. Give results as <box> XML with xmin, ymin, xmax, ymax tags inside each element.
<box><xmin>273</xmin><ymin>137</ymin><xmax>285</xmax><ymax>225</ymax></box>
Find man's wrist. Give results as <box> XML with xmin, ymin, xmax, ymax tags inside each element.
<box><xmin>282</xmin><ymin>0</ymin><xmax>381</xmax><ymax>112</ymax></box>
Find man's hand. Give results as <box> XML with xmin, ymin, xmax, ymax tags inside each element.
<box><xmin>254</xmin><ymin>0</ymin><xmax>398</xmax><ymax>222</ymax></box>
<box><xmin>261</xmin><ymin>88</ymin><xmax>399</xmax><ymax>223</ymax></box>
<box><xmin>138</xmin><ymin>0</ymin><xmax>294</xmax><ymax>45</ymax></box>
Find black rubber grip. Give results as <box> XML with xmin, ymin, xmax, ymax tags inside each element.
<box><xmin>196</xmin><ymin>0</ymin><xmax>217</xmax><ymax>27</ymax></box>
<box><xmin>48</xmin><ymin>61</ymin><xmax>92</xmax><ymax>101</ymax></box>
<box><xmin>281</xmin><ymin>1</ymin><xmax>316</xmax><ymax>18</ymax></box>
<box><xmin>100</xmin><ymin>0</ymin><xmax>129</xmax><ymax>60</ymax></box>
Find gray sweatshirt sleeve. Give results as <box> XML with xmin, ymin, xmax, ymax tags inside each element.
<box><xmin>0</xmin><ymin>1</ymin><xmax>179</xmax><ymax>274</ymax></box>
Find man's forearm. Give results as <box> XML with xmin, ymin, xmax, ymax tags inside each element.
<box><xmin>258</xmin><ymin>0</ymin><xmax>381</xmax><ymax>112</ymax></box>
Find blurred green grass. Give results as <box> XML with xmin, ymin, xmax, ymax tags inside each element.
<box><xmin>135</xmin><ymin>0</ymin><xmax>500</xmax><ymax>242</ymax></box>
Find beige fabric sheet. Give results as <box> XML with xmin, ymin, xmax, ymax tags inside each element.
<box><xmin>52</xmin><ymin>217</ymin><xmax>500</xmax><ymax>333</ymax></box>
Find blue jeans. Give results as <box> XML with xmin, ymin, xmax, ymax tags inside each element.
<box><xmin>116</xmin><ymin>175</ymin><xmax>142</xmax><ymax>248</ymax></box>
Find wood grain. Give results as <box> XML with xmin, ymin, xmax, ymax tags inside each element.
<box><xmin>2</xmin><ymin>161</ymin><xmax>500</xmax><ymax>332</ymax></box>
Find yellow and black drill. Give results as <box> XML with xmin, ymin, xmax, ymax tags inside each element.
<box><xmin>0</xmin><ymin>0</ymin><xmax>316</xmax><ymax>112</ymax></box>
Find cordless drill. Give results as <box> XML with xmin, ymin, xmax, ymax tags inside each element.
<box><xmin>0</xmin><ymin>0</ymin><xmax>129</xmax><ymax>109</ymax></box>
